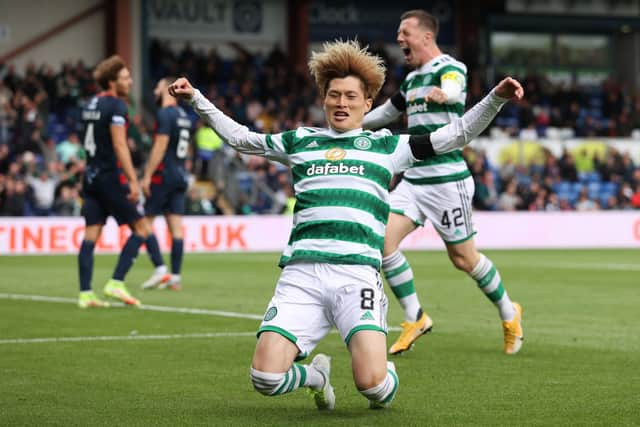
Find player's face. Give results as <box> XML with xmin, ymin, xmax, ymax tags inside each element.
<box><xmin>323</xmin><ymin>76</ymin><xmax>372</xmax><ymax>132</ymax></box>
<box><xmin>114</xmin><ymin>67</ymin><xmax>133</xmax><ymax>98</ymax></box>
<box><xmin>397</xmin><ymin>17</ymin><xmax>429</xmax><ymax>68</ymax></box>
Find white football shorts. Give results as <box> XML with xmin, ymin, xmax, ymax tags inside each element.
<box><xmin>390</xmin><ymin>176</ymin><xmax>477</xmax><ymax>244</ymax></box>
<box><xmin>257</xmin><ymin>262</ymin><xmax>388</xmax><ymax>360</ymax></box>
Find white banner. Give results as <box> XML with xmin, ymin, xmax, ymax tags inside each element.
<box><xmin>0</xmin><ymin>212</ymin><xmax>639</xmax><ymax>255</ymax></box>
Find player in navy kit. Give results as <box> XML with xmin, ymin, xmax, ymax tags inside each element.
<box><xmin>140</xmin><ymin>77</ymin><xmax>192</xmax><ymax>291</ymax></box>
<box><xmin>77</xmin><ymin>55</ymin><xmax>153</xmax><ymax>308</ymax></box>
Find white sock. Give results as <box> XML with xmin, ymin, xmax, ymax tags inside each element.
<box><xmin>382</xmin><ymin>251</ymin><xmax>422</xmax><ymax>322</ymax></box>
<box><xmin>154</xmin><ymin>265</ymin><xmax>168</xmax><ymax>275</ymax></box>
<box><xmin>359</xmin><ymin>365</ymin><xmax>399</xmax><ymax>405</ymax></box>
<box><xmin>469</xmin><ymin>254</ymin><xmax>515</xmax><ymax>321</ymax></box>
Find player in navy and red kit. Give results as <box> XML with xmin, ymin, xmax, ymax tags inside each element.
<box><xmin>77</xmin><ymin>55</ymin><xmax>156</xmax><ymax>308</ymax></box>
<box><xmin>140</xmin><ymin>77</ymin><xmax>192</xmax><ymax>291</ymax></box>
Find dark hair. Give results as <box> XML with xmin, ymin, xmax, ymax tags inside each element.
<box><xmin>400</xmin><ymin>9</ymin><xmax>439</xmax><ymax>37</ymax></box>
<box><xmin>93</xmin><ymin>55</ymin><xmax>127</xmax><ymax>90</ymax></box>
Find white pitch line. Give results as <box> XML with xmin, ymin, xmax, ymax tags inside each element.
<box><xmin>0</xmin><ymin>293</ymin><xmax>402</xmax><ymax>334</ymax></box>
<box><xmin>521</xmin><ymin>262</ymin><xmax>640</xmax><ymax>271</ymax></box>
<box><xmin>0</xmin><ymin>293</ymin><xmax>263</xmax><ymax>320</ymax></box>
<box><xmin>0</xmin><ymin>331</ymin><xmax>257</xmax><ymax>345</ymax></box>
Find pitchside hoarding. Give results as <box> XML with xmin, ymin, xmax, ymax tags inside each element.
<box><xmin>0</xmin><ymin>213</ymin><xmax>638</xmax><ymax>255</ymax></box>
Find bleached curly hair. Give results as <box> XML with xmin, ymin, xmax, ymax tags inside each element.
<box><xmin>308</xmin><ymin>40</ymin><xmax>386</xmax><ymax>100</ymax></box>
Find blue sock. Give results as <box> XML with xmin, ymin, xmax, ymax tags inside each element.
<box><xmin>112</xmin><ymin>234</ymin><xmax>145</xmax><ymax>281</ymax></box>
<box><xmin>145</xmin><ymin>234</ymin><xmax>165</xmax><ymax>268</ymax></box>
<box><xmin>78</xmin><ymin>240</ymin><xmax>95</xmax><ymax>291</ymax></box>
<box><xmin>171</xmin><ymin>238</ymin><xmax>184</xmax><ymax>275</ymax></box>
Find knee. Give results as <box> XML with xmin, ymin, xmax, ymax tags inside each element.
<box><xmin>249</xmin><ymin>367</ymin><xmax>284</xmax><ymax>396</ymax></box>
<box><xmin>449</xmin><ymin>252</ymin><xmax>477</xmax><ymax>273</ymax></box>
<box><xmin>382</xmin><ymin>241</ymin><xmax>399</xmax><ymax>257</ymax></box>
<box><xmin>354</xmin><ymin>366</ymin><xmax>388</xmax><ymax>392</ymax></box>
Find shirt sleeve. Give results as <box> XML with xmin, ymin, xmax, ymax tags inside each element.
<box><xmin>189</xmin><ymin>89</ymin><xmax>289</xmax><ymax>164</ymax></box>
<box><xmin>441</xmin><ymin>76</ymin><xmax>464</xmax><ymax>104</ymax></box>
<box><xmin>387</xmin><ymin>134</ymin><xmax>416</xmax><ymax>174</ymax></box>
<box><xmin>112</xmin><ymin>100</ymin><xmax>128</xmax><ymax>126</ymax></box>
<box><xmin>429</xmin><ymin>90</ymin><xmax>508</xmax><ymax>154</ymax></box>
<box><xmin>156</xmin><ymin>108</ymin><xmax>172</xmax><ymax>135</ymax></box>
<box><xmin>363</xmin><ymin>97</ymin><xmax>403</xmax><ymax>130</ymax></box>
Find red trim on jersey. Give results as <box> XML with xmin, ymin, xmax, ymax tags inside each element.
<box><xmin>151</xmin><ymin>175</ymin><xmax>163</xmax><ymax>185</ymax></box>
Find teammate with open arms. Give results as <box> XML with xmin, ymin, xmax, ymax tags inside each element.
<box><xmin>364</xmin><ymin>9</ymin><xmax>524</xmax><ymax>355</ymax></box>
<box><xmin>140</xmin><ymin>77</ymin><xmax>191</xmax><ymax>292</ymax></box>
<box><xmin>170</xmin><ymin>41</ymin><xmax>523</xmax><ymax>410</ymax></box>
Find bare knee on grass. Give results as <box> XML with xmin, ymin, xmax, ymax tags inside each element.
<box><xmin>348</xmin><ymin>330</ymin><xmax>388</xmax><ymax>390</ymax></box>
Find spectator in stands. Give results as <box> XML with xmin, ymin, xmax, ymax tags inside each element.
<box><xmin>575</xmin><ymin>189</ymin><xmax>597</xmax><ymax>211</ymax></box>
<box><xmin>631</xmin><ymin>184</ymin><xmax>640</xmax><ymax>208</ymax></box>
<box><xmin>473</xmin><ymin>170</ymin><xmax>498</xmax><ymax>211</ymax></box>
<box><xmin>26</xmin><ymin>168</ymin><xmax>57</xmax><ymax>216</ymax></box>
<box><xmin>497</xmin><ymin>180</ymin><xmax>521</xmax><ymax>211</ymax></box>
<box><xmin>545</xmin><ymin>192</ymin><xmax>561</xmax><ymax>211</ymax></box>
<box><xmin>559</xmin><ymin>150</ymin><xmax>579</xmax><ymax>182</ymax></box>
<box><xmin>56</xmin><ymin>132</ymin><xmax>84</xmax><ymax>164</ymax></box>
<box><xmin>193</xmin><ymin>120</ymin><xmax>223</xmax><ymax>182</ymax></box>
<box><xmin>53</xmin><ymin>185</ymin><xmax>80</xmax><ymax>216</ymax></box>
<box><xmin>1</xmin><ymin>178</ymin><xmax>27</xmax><ymax>216</ymax></box>
<box><xmin>0</xmin><ymin>80</ymin><xmax>13</xmax><ymax>145</ymax></box>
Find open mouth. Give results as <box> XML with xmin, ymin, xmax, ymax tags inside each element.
<box><xmin>333</xmin><ymin>111</ymin><xmax>349</xmax><ymax>120</ymax></box>
<box><xmin>402</xmin><ymin>47</ymin><xmax>411</xmax><ymax>57</ymax></box>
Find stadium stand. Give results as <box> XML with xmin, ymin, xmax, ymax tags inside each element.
<box><xmin>1</xmin><ymin>42</ymin><xmax>640</xmax><ymax>216</ymax></box>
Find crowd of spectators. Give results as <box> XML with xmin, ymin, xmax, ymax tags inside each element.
<box><xmin>1</xmin><ymin>41</ymin><xmax>640</xmax><ymax>217</ymax></box>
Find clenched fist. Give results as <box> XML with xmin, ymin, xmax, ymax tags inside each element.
<box><xmin>168</xmin><ymin>77</ymin><xmax>195</xmax><ymax>101</ymax></box>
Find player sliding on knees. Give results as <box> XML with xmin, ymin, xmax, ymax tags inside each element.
<box><xmin>169</xmin><ymin>40</ymin><xmax>523</xmax><ymax>410</ymax></box>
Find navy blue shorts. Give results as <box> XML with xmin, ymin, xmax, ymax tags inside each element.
<box><xmin>144</xmin><ymin>182</ymin><xmax>186</xmax><ymax>216</ymax></box>
<box><xmin>82</xmin><ymin>172</ymin><xmax>143</xmax><ymax>226</ymax></box>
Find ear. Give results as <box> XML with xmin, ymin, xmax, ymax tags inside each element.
<box><xmin>365</xmin><ymin>97</ymin><xmax>373</xmax><ymax>112</ymax></box>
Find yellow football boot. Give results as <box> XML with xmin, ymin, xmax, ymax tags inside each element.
<box><xmin>503</xmin><ymin>302</ymin><xmax>523</xmax><ymax>354</ymax></box>
<box><xmin>389</xmin><ymin>312</ymin><xmax>433</xmax><ymax>355</ymax></box>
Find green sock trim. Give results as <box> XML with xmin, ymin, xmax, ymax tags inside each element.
<box><xmin>487</xmin><ymin>283</ymin><xmax>505</xmax><ymax>302</ymax></box>
<box><xmin>294</xmin><ymin>364</ymin><xmax>306</xmax><ymax>388</ymax></box>
<box><xmin>477</xmin><ymin>266</ymin><xmax>497</xmax><ymax>288</ymax></box>
<box><xmin>384</xmin><ymin>261</ymin><xmax>410</xmax><ymax>279</ymax></box>
<box><xmin>390</xmin><ymin>280</ymin><xmax>416</xmax><ymax>299</ymax></box>
<box><xmin>273</xmin><ymin>371</ymin><xmax>289</xmax><ymax>395</ymax></box>
<box><xmin>382</xmin><ymin>368</ymin><xmax>399</xmax><ymax>404</ymax></box>
<box><xmin>287</xmin><ymin>365</ymin><xmax>298</xmax><ymax>393</ymax></box>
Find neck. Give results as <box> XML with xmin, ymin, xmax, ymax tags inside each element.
<box><xmin>419</xmin><ymin>45</ymin><xmax>443</xmax><ymax>67</ymax></box>
<box><xmin>162</xmin><ymin>95</ymin><xmax>177</xmax><ymax>108</ymax></box>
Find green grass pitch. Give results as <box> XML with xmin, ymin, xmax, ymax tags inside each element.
<box><xmin>1</xmin><ymin>249</ymin><xmax>638</xmax><ymax>426</ymax></box>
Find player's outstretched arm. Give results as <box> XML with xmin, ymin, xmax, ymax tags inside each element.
<box><xmin>363</xmin><ymin>92</ymin><xmax>404</xmax><ymax>130</ymax></box>
<box><xmin>424</xmin><ymin>76</ymin><xmax>523</xmax><ymax>155</ymax></box>
<box><xmin>169</xmin><ymin>77</ymin><xmax>268</xmax><ymax>156</ymax></box>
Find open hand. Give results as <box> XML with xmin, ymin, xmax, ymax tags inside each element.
<box><xmin>494</xmin><ymin>77</ymin><xmax>524</xmax><ymax>101</ymax></box>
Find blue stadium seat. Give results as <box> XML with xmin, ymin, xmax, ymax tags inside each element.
<box><xmin>587</xmin><ymin>182</ymin><xmax>601</xmax><ymax>199</ymax></box>
<box><xmin>602</xmin><ymin>181</ymin><xmax>618</xmax><ymax>194</ymax></box>
<box><xmin>554</xmin><ymin>181</ymin><xmax>571</xmax><ymax>195</ymax></box>
<box><xmin>571</xmin><ymin>182</ymin><xmax>583</xmax><ymax>194</ymax></box>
